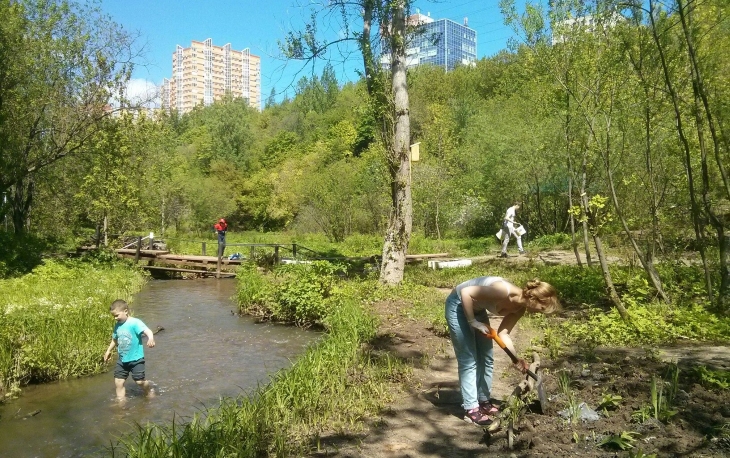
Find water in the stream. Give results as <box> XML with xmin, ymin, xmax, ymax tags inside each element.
<box><xmin>0</xmin><ymin>279</ymin><xmax>319</xmax><ymax>457</ymax></box>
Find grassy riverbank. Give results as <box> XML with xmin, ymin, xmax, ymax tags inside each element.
<box><xmin>111</xmin><ymin>256</ymin><xmax>730</xmax><ymax>457</ymax></box>
<box><xmin>114</xmin><ymin>263</ymin><xmax>409</xmax><ymax>457</ymax></box>
<box><xmin>0</xmin><ymin>253</ymin><xmax>147</xmax><ymax>400</ymax></box>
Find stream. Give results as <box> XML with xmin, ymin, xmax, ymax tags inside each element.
<box><xmin>0</xmin><ymin>279</ymin><xmax>318</xmax><ymax>457</ymax></box>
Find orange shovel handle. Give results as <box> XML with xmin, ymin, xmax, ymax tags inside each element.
<box><xmin>485</xmin><ymin>326</ymin><xmax>538</xmax><ymax>381</ymax></box>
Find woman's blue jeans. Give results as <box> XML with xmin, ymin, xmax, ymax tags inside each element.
<box><xmin>445</xmin><ymin>290</ymin><xmax>494</xmax><ymax>411</ymax></box>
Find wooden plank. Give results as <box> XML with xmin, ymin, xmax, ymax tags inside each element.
<box><xmin>141</xmin><ymin>266</ymin><xmax>235</xmax><ymax>276</ymax></box>
<box><xmin>405</xmin><ymin>253</ymin><xmax>449</xmax><ymax>260</ymax></box>
<box><xmin>116</xmin><ymin>249</ymin><xmax>170</xmax><ymax>255</ymax></box>
<box><xmin>157</xmin><ymin>254</ymin><xmax>243</xmax><ymax>263</ymax></box>
<box><xmin>141</xmin><ymin>258</ymin><xmax>239</xmax><ymax>270</ymax></box>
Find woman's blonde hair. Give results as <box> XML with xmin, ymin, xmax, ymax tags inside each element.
<box><xmin>523</xmin><ymin>279</ymin><xmax>561</xmax><ymax>314</ymax></box>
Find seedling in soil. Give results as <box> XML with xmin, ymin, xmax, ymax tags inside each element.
<box><xmin>598</xmin><ymin>430</ymin><xmax>639</xmax><ymax>450</ymax></box>
<box><xmin>596</xmin><ymin>392</ymin><xmax>622</xmax><ymax>415</ymax></box>
<box><xmin>628</xmin><ymin>448</ymin><xmax>657</xmax><ymax>458</ymax></box>
<box><xmin>557</xmin><ymin>370</ymin><xmax>581</xmax><ymax>424</ymax></box>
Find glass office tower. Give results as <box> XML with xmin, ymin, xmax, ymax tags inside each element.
<box><xmin>381</xmin><ymin>13</ymin><xmax>477</xmax><ymax>72</ymax></box>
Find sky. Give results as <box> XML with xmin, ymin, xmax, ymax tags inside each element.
<box><xmin>99</xmin><ymin>0</ymin><xmax>520</xmax><ymax>107</ymax></box>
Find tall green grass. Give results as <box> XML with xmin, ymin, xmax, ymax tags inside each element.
<box><xmin>114</xmin><ymin>271</ymin><xmax>408</xmax><ymax>457</ymax></box>
<box><xmin>0</xmin><ymin>257</ymin><xmax>146</xmax><ymax>399</ymax></box>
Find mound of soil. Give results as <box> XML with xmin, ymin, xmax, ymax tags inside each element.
<box><xmin>315</xmin><ymin>293</ymin><xmax>730</xmax><ymax>458</ymax></box>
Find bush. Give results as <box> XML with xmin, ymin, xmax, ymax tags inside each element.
<box><xmin>529</xmin><ymin>232</ymin><xmax>572</xmax><ymax>250</ymax></box>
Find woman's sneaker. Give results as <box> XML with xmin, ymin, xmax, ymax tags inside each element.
<box><xmin>465</xmin><ymin>407</ymin><xmax>492</xmax><ymax>425</ymax></box>
<box><xmin>480</xmin><ymin>401</ymin><xmax>499</xmax><ymax>415</ymax></box>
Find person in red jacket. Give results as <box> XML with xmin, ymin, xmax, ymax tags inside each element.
<box><xmin>214</xmin><ymin>218</ymin><xmax>228</xmax><ymax>258</ymax></box>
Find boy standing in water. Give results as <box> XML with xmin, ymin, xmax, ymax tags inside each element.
<box><xmin>103</xmin><ymin>299</ymin><xmax>156</xmax><ymax>401</ymax></box>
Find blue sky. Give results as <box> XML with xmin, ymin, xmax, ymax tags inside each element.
<box><xmin>99</xmin><ymin>0</ymin><xmax>519</xmax><ymax>106</ymax></box>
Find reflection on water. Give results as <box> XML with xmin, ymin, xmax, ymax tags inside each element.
<box><xmin>0</xmin><ymin>279</ymin><xmax>318</xmax><ymax>458</ymax></box>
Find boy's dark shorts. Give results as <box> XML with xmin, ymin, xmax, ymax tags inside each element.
<box><xmin>114</xmin><ymin>358</ymin><xmax>146</xmax><ymax>381</ymax></box>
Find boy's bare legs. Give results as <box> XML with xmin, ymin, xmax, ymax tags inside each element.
<box><xmin>114</xmin><ymin>378</ymin><xmax>126</xmax><ymax>401</ymax></box>
<box><xmin>135</xmin><ymin>379</ymin><xmax>155</xmax><ymax>397</ymax></box>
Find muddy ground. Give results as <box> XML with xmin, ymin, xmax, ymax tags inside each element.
<box><xmin>314</xmin><ymin>252</ymin><xmax>730</xmax><ymax>458</ymax></box>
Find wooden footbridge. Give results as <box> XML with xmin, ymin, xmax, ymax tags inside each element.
<box><xmin>111</xmin><ymin>236</ymin><xmax>449</xmax><ymax>279</ymax></box>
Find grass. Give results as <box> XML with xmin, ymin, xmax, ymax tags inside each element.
<box><xmin>0</xmin><ymin>254</ymin><xmax>146</xmax><ymax>400</ymax></box>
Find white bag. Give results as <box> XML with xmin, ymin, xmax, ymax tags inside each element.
<box><xmin>515</xmin><ymin>225</ymin><xmax>526</xmax><ymax>236</ymax></box>
<box><xmin>495</xmin><ymin>229</ymin><xmax>503</xmax><ymax>240</ymax></box>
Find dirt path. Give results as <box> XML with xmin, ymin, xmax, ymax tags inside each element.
<box><xmin>315</xmin><ymin>285</ymin><xmax>730</xmax><ymax>458</ymax></box>
<box><xmin>315</xmin><ymin>291</ymin><xmax>534</xmax><ymax>457</ymax></box>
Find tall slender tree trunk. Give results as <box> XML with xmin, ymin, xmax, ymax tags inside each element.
<box><xmin>677</xmin><ymin>0</ymin><xmax>730</xmax><ymax>310</ymax></box>
<box><xmin>568</xmin><ymin>156</ymin><xmax>582</xmax><ymax>267</ymax></box>
<box><xmin>378</xmin><ymin>1</ymin><xmax>412</xmax><ymax>285</ymax></box>
<box><xmin>11</xmin><ymin>176</ymin><xmax>33</xmax><ymax>234</ymax></box>
<box><xmin>591</xmin><ymin>230</ymin><xmax>628</xmax><ymax>320</ymax></box>
<box><xmin>648</xmin><ymin>0</ymin><xmax>713</xmax><ymax>299</ymax></box>
<box><xmin>604</xmin><ymin>138</ymin><xmax>670</xmax><ymax>302</ymax></box>
<box><xmin>580</xmin><ymin>152</ymin><xmax>593</xmax><ymax>266</ymax></box>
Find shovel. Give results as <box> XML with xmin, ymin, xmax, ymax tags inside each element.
<box><xmin>484</xmin><ymin>326</ymin><xmax>548</xmax><ymax>413</ymax></box>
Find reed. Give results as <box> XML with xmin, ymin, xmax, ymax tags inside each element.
<box><xmin>0</xmin><ymin>258</ymin><xmax>146</xmax><ymax>399</ymax></box>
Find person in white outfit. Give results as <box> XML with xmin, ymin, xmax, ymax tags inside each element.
<box><xmin>500</xmin><ymin>203</ymin><xmax>524</xmax><ymax>257</ymax></box>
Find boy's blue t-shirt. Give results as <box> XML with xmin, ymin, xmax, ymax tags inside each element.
<box><xmin>112</xmin><ymin>317</ymin><xmax>148</xmax><ymax>362</ymax></box>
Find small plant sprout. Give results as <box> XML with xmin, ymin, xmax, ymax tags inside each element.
<box><xmin>596</xmin><ymin>392</ymin><xmax>623</xmax><ymax>415</ymax></box>
<box><xmin>628</xmin><ymin>449</ymin><xmax>658</xmax><ymax>458</ymax></box>
<box><xmin>598</xmin><ymin>431</ymin><xmax>639</xmax><ymax>450</ymax></box>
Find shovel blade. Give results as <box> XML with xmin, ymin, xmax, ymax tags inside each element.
<box><xmin>535</xmin><ymin>372</ymin><xmax>548</xmax><ymax>414</ymax></box>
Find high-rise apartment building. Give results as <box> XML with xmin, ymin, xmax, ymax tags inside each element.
<box><xmin>381</xmin><ymin>13</ymin><xmax>477</xmax><ymax>72</ymax></box>
<box><xmin>161</xmin><ymin>39</ymin><xmax>261</xmax><ymax>113</ymax></box>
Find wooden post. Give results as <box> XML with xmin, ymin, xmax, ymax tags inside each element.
<box><xmin>274</xmin><ymin>245</ymin><xmax>280</xmax><ymax>264</ymax></box>
<box><xmin>148</xmin><ymin>232</ymin><xmax>154</xmax><ymax>250</ymax></box>
<box><xmin>216</xmin><ymin>255</ymin><xmax>221</xmax><ymax>279</ymax></box>
<box><xmin>250</xmin><ymin>246</ymin><xmax>255</xmax><ymax>261</ymax></box>
<box><xmin>134</xmin><ymin>236</ymin><xmax>142</xmax><ymax>264</ymax></box>
<box><xmin>202</xmin><ymin>242</ymin><xmax>206</xmax><ymax>256</ymax></box>
<box><xmin>292</xmin><ymin>243</ymin><xmax>297</xmax><ymax>258</ymax></box>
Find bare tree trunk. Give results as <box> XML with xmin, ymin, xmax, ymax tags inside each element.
<box><xmin>677</xmin><ymin>0</ymin><xmax>730</xmax><ymax>309</ymax></box>
<box><xmin>580</xmin><ymin>152</ymin><xmax>593</xmax><ymax>266</ymax></box>
<box><xmin>565</xmin><ymin>83</ymin><xmax>583</xmax><ymax>267</ymax></box>
<box><xmin>592</xmin><ymin>231</ymin><xmax>629</xmax><ymax>320</ymax></box>
<box><xmin>379</xmin><ymin>1</ymin><xmax>412</xmax><ymax>285</ymax></box>
<box><xmin>604</xmin><ymin>141</ymin><xmax>670</xmax><ymax>302</ymax></box>
<box><xmin>568</xmin><ymin>156</ymin><xmax>582</xmax><ymax>267</ymax></box>
<box><xmin>648</xmin><ymin>0</ymin><xmax>713</xmax><ymax>299</ymax></box>
<box><xmin>11</xmin><ymin>177</ymin><xmax>33</xmax><ymax>235</ymax></box>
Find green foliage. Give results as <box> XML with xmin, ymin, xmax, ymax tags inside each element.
<box><xmin>537</xmin><ymin>326</ymin><xmax>563</xmax><ymax>359</ymax></box>
<box><xmin>598</xmin><ymin>431</ymin><xmax>639</xmax><ymax>450</ymax></box>
<box><xmin>274</xmin><ymin>261</ymin><xmax>345</xmax><ymax>326</ymax></box>
<box><xmin>557</xmin><ymin>370</ymin><xmax>582</xmax><ymax>424</ymax></box>
<box><xmin>561</xmin><ymin>302</ymin><xmax>730</xmax><ymax>347</ymax></box>
<box><xmin>596</xmin><ymin>392</ymin><xmax>623</xmax><ymax>413</ymax></box>
<box><xmin>529</xmin><ymin>232</ymin><xmax>572</xmax><ymax>250</ymax></box>
<box><xmin>633</xmin><ymin>365</ymin><xmax>679</xmax><ymax>425</ymax></box>
<box><xmin>690</xmin><ymin>366</ymin><xmax>730</xmax><ymax>391</ymax></box>
<box><xmin>0</xmin><ymin>258</ymin><xmax>146</xmax><ymax>398</ymax></box>
<box><xmin>0</xmin><ymin>232</ymin><xmax>56</xmax><ymax>278</ymax></box>
<box><xmin>537</xmin><ymin>265</ymin><xmax>605</xmax><ymax>306</ymax></box>
<box><xmin>239</xmin><ymin>261</ymin><xmax>347</xmax><ymax>327</ymax></box>
<box><xmin>236</xmin><ymin>263</ymin><xmax>277</xmax><ymax>315</ymax></box>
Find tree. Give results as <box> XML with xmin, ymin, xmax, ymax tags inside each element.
<box><xmin>282</xmin><ymin>0</ymin><xmax>413</xmax><ymax>284</ymax></box>
<box><xmin>0</xmin><ymin>0</ymin><xmax>136</xmax><ymax>234</ymax></box>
